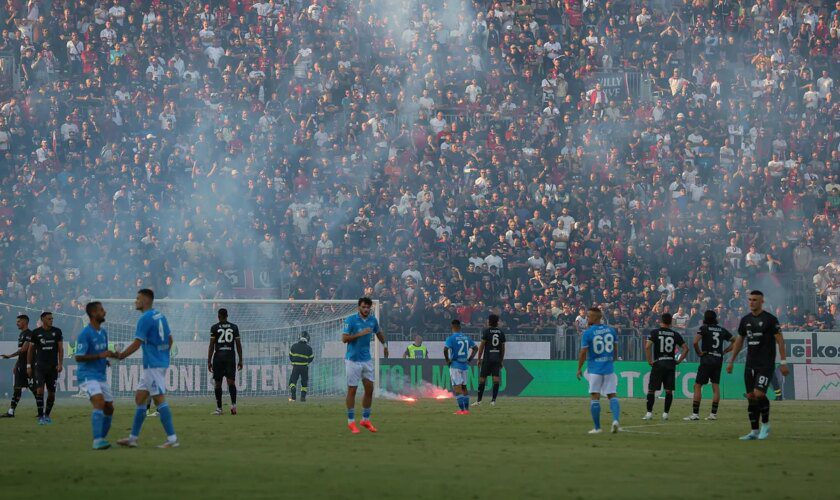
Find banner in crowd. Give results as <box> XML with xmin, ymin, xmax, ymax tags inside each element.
<box><xmin>591</xmin><ymin>72</ymin><xmax>629</xmax><ymax>101</ymax></box>
<box><xmin>783</xmin><ymin>332</ymin><xmax>840</xmax><ymax>364</ymax></box>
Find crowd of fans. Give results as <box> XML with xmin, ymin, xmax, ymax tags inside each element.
<box><xmin>0</xmin><ymin>0</ymin><xmax>838</xmax><ymax>338</ymax></box>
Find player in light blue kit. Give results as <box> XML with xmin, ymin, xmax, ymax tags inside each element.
<box><xmin>343</xmin><ymin>297</ymin><xmax>388</xmax><ymax>434</ymax></box>
<box><xmin>115</xmin><ymin>289</ymin><xmax>179</xmax><ymax>448</ymax></box>
<box><xmin>444</xmin><ymin>319</ymin><xmax>478</xmax><ymax>415</ymax></box>
<box><xmin>576</xmin><ymin>307</ymin><xmax>621</xmax><ymax>434</ymax></box>
<box><xmin>75</xmin><ymin>301</ymin><xmax>118</xmax><ymax>450</ymax></box>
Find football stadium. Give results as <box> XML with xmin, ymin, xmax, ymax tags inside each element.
<box><xmin>0</xmin><ymin>0</ymin><xmax>838</xmax><ymax>498</ymax></box>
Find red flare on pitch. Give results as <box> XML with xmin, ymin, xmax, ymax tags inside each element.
<box><xmin>435</xmin><ymin>394</ymin><xmax>449</xmax><ymax>400</ymax></box>
<box><xmin>400</xmin><ymin>396</ymin><xmax>417</xmax><ymax>403</ymax></box>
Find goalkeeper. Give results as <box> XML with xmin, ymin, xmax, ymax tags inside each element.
<box><xmin>288</xmin><ymin>332</ymin><xmax>314</xmax><ymax>402</ymax></box>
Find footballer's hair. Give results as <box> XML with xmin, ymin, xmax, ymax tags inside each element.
<box><xmin>660</xmin><ymin>313</ymin><xmax>673</xmax><ymax>325</ymax></box>
<box><xmin>85</xmin><ymin>301</ymin><xmax>102</xmax><ymax>318</ymax></box>
<box><xmin>40</xmin><ymin>311</ymin><xmax>52</xmax><ymax>319</ymax></box>
<box><xmin>358</xmin><ymin>297</ymin><xmax>373</xmax><ymax>306</ymax></box>
<box><xmin>488</xmin><ymin>314</ymin><xmax>500</xmax><ymax>327</ymax></box>
<box><xmin>218</xmin><ymin>308</ymin><xmax>228</xmax><ymax>318</ymax></box>
<box><xmin>749</xmin><ymin>290</ymin><xmax>764</xmax><ymax>296</ymax></box>
<box><xmin>138</xmin><ymin>288</ymin><xmax>155</xmax><ymax>301</ymax></box>
<box><xmin>17</xmin><ymin>314</ymin><xmax>29</xmax><ymax>322</ymax></box>
<box><xmin>703</xmin><ymin>310</ymin><xmax>718</xmax><ymax>325</ymax></box>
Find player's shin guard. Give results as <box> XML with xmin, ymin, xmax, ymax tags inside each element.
<box><xmin>664</xmin><ymin>393</ymin><xmax>674</xmax><ymax>413</ymax></box>
<box><xmin>362</xmin><ymin>407</ymin><xmax>371</xmax><ymax>421</ymax></box>
<box><xmin>131</xmin><ymin>404</ymin><xmax>147</xmax><ymax>439</ymax></box>
<box><xmin>491</xmin><ymin>382</ymin><xmax>500</xmax><ymax>401</ymax></box>
<box><xmin>10</xmin><ymin>388</ymin><xmax>21</xmax><ymax>411</ymax></box>
<box><xmin>91</xmin><ymin>409</ymin><xmax>105</xmax><ymax>440</ymax></box>
<box><xmin>102</xmin><ymin>414</ymin><xmax>112</xmax><ymax>438</ymax></box>
<box><xmin>214</xmin><ymin>386</ymin><xmax>223</xmax><ymax>409</ymax></box>
<box><xmin>759</xmin><ymin>396</ymin><xmax>770</xmax><ymax>424</ymax></box>
<box><xmin>609</xmin><ymin>398</ymin><xmax>620</xmax><ymax>422</ymax></box>
<box><xmin>590</xmin><ymin>401</ymin><xmax>601</xmax><ymax>429</ymax></box>
<box><xmin>747</xmin><ymin>397</ymin><xmax>760</xmax><ymax>430</ymax></box>
<box><xmin>347</xmin><ymin>408</ymin><xmax>355</xmax><ymax>424</ymax></box>
<box><xmin>45</xmin><ymin>394</ymin><xmax>55</xmax><ymax>416</ymax></box>
<box><xmin>476</xmin><ymin>383</ymin><xmax>486</xmax><ymax>402</ymax></box>
<box><xmin>228</xmin><ymin>383</ymin><xmax>237</xmax><ymax>405</ymax></box>
<box><xmin>711</xmin><ymin>401</ymin><xmax>719</xmax><ymax>415</ymax></box>
<box><xmin>692</xmin><ymin>400</ymin><xmax>700</xmax><ymax>415</ymax></box>
<box><xmin>35</xmin><ymin>394</ymin><xmax>44</xmax><ymax>417</ymax></box>
<box><xmin>157</xmin><ymin>402</ymin><xmax>176</xmax><ymax>442</ymax></box>
<box><xmin>645</xmin><ymin>392</ymin><xmax>655</xmax><ymax>412</ymax></box>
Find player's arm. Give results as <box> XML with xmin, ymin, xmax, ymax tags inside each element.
<box><xmin>576</xmin><ymin>346</ymin><xmax>588</xmax><ymax>380</ymax></box>
<box><xmin>375</xmin><ymin>330</ymin><xmax>389</xmax><ymax>358</ymax></box>
<box><xmin>2</xmin><ymin>342</ymin><xmax>25</xmax><ymax>358</ymax></box>
<box><xmin>443</xmin><ymin>346</ymin><xmax>451</xmax><ymax>365</ymax></box>
<box><xmin>57</xmin><ymin>330</ymin><xmax>64</xmax><ymax>372</ymax></box>
<box><xmin>676</xmin><ymin>341</ymin><xmax>689</xmax><ymax>364</ymax></box>
<box><xmin>645</xmin><ymin>337</ymin><xmax>653</xmax><ymax>366</ymax></box>
<box><xmin>341</xmin><ymin>327</ymin><xmax>371</xmax><ymax>343</ymax></box>
<box><xmin>116</xmin><ymin>339</ymin><xmax>143</xmax><ymax>360</ymax></box>
<box><xmin>774</xmin><ymin>328</ymin><xmax>789</xmax><ymax>376</ymax></box>
<box><xmin>499</xmin><ymin>339</ymin><xmax>506</xmax><ymax>366</ymax></box>
<box><xmin>693</xmin><ymin>333</ymin><xmax>703</xmax><ymax>357</ymax></box>
<box><xmin>26</xmin><ymin>337</ymin><xmax>35</xmax><ymax>376</ymax></box>
<box><xmin>477</xmin><ymin>340</ymin><xmax>485</xmax><ymax>364</ymax></box>
<box><xmin>235</xmin><ymin>335</ymin><xmax>243</xmax><ymax>370</ymax></box>
<box><xmin>726</xmin><ymin>335</ymin><xmax>744</xmax><ymax>373</ymax></box>
<box><xmin>207</xmin><ymin>332</ymin><xmax>216</xmax><ymax>372</ymax></box>
<box><xmin>403</xmin><ymin>347</ymin><xmax>409</xmax><ymax>359</ymax></box>
<box><xmin>468</xmin><ymin>345</ymin><xmax>478</xmax><ymax>363</ymax></box>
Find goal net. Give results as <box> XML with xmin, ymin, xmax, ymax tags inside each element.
<box><xmin>0</xmin><ymin>299</ymin><xmax>378</xmax><ymax>399</ymax></box>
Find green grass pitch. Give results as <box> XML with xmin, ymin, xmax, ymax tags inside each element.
<box><xmin>0</xmin><ymin>397</ymin><xmax>837</xmax><ymax>500</ymax></box>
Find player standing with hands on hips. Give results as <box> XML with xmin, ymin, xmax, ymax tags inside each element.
<box><xmin>343</xmin><ymin>297</ymin><xmax>388</xmax><ymax>434</ymax></box>
<box><xmin>727</xmin><ymin>290</ymin><xmax>789</xmax><ymax>440</ymax></box>
<box><xmin>444</xmin><ymin>320</ymin><xmax>477</xmax><ymax>415</ymax></box>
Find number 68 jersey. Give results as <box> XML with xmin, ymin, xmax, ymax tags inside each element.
<box><xmin>582</xmin><ymin>324</ymin><xmax>618</xmax><ymax>375</ymax></box>
<box><xmin>211</xmin><ymin>322</ymin><xmax>240</xmax><ymax>361</ymax></box>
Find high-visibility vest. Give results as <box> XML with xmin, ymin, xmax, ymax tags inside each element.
<box><xmin>407</xmin><ymin>344</ymin><xmax>427</xmax><ymax>359</ymax></box>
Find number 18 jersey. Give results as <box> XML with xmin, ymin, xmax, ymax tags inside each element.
<box><xmin>582</xmin><ymin>324</ymin><xmax>617</xmax><ymax>375</ymax></box>
<box><xmin>211</xmin><ymin>322</ymin><xmax>240</xmax><ymax>361</ymax></box>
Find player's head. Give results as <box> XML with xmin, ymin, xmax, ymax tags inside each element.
<box><xmin>16</xmin><ymin>314</ymin><xmax>29</xmax><ymax>330</ymax></box>
<box><xmin>451</xmin><ymin>319</ymin><xmax>461</xmax><ymax>332</ymax></box>
<box><xmin>586</xmin><ymin>307</ymin><xmax>602</xmax><ymax>326</ymax></box>
<box><xmin>40</xmin><ymin>311</ymin><xmax>53</xmax><ymax>328</ymax></box>
<box><xmin>703</xmin><ymin>310</ymin><xmax>718</xmax><ymax>325</ymax></box>
<box><xmin>660</xmin><ymin>313</ymin><xmax>672</xmax><ymax>326</ymax></box>
<box><xmin>358</xmin><ymin>297</ymin><xmax>373</xmax><ymax>317</ymax></box>
<box><xmin>748</xmin><ymin>290</ymin><xmax>764</xmax><ymax>313</ymax></box>
<box><xmin>300</xmin><ymin>331</ymin><xmax>310</xmax><ymax>342</ymax></box>
<box><xmin>218</xmin><ymin>308</ymin><xmax>228</xmax><ymax>321</ymax></box>
<box><xmin>85</xmin><ymin>301</ymin><xmax>106</xmax><ymax>323</ymax></box>
<box><xmin>488</xmin><ymin>314</ymin><xmax>499</xmax><ymax>327</ymax></box>
<box><xmin>135</xmin><ymin>288</ymin><xmax>154</xmax><ymax>311</ymax></box>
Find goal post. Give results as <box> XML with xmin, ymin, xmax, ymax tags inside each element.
<box><xmin>0</xmin><ymin>299</ymin><xmax>380</xmax><ymax>399</ymax></box>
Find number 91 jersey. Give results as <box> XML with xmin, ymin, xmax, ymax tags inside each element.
<box><xmin>211</xmin><ymin>322</ymin><xmax>240</xmax><ymax>360</ymax></box>
<box><xmin>582</xmin><ymin>324</ymin><xmax>618</xmax><ymax>375</ymax></box>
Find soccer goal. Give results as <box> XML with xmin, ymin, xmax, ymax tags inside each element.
<box><xmin>0</xmin><ymin>299</ymin><xmax>380</xmax><ymax>399</ymax></box>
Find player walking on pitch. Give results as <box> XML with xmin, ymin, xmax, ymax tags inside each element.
<box><xmin>115</xmin><ymin>289</ymin><xmax>179</xmax><ymax>448</ymax></box>
<box><xmin>727</xmin><ymin>290</ymin><xmax>789</xmax><ymax>440</ymax></box>
<box><xmin>444</xmin><ymin>320</ymin><xmax>477</xmax><ymax>415</ymax></box>
<box><xmin>684</xmin><ymin>310</ymin><xmax>733</xmax><ymax>421</ymax></box>
<box><xmin>577</xmin><ymin>308</ymin><xmax>621</xmax><ymax>434</ymax></box>
<box><xmin>28</xmin><ymin>312</ymin><xmax>64</xmax><ymax>425</ymax></box>
<box><xmin>343</xmin><ymin>297</ymin><xmax>388</xmax><ymax>434</ymax></box>
<box><xmin>75</xmin><ymin>302</ymin><xmax>118</xmax><ymax>449</ymax></box>
<box><xmin>474</xmin><ymin>314</ymin><xmax>506</xmax><ymax>407</ymax></box>
<box><xmin>209</xmin><ymin>308</ymin><xmax>243</xmax><ymax>415</ymax></box>
<box><xmin>643</xmin><ymin>313</ymin><xmax>689</xmax><ymax>421</ymax></box>
<box><xmin>0</xmin><ymin>315</ymin><xmax>35</xmax><ymax>418</ymax></box>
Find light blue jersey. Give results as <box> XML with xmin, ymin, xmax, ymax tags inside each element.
<box><xmin>343</xmin><ymin>313</ymin><xmax>379</xmax><ymax>362</ymax></box>
<box><xmin>135</xmin><ymin>309</ymin><xmax>172</xmax><ymax>369</ymax></box>
<box><xmin>582</xmin><ymin>324</ymin><xmax>618</xmax><ymax>375</ymax></box>
<box><xmin>444</xmin><ymin>333</ymin><xmax>475</xmax><ymax>370</ymax></box>
<box><xmin>76</xmin><ymin>325</ymin><xmax>109</xmax><ymax>382</ymax></box>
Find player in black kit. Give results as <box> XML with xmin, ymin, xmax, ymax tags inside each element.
<box><xmin>474</xmin><ymin>314</ymin><xmax>506</xmax><ymax>407</ymax></box>
<box><xmin>643</xmin><ymin>313</ymin><xmax>688</xmax><ymax>421</ymax></box>
<box><xmin>684</xmin><ymin>310</ymin><xmax>733</xmax><ymax>421</ymax></box>
<box><xmin>208</xmin><ymin>308</ymin><xmax>243</xmax><ymax>415</ymax></box>
<box><xmin>1</xmin><ymin>315</ymin><xmax>35</xmax><ymax>417</ymax></box>
<box><xmin>27</xmin><ymin>312</ymin><xmax>64</xmax><ymax>424</ymax></box>
<box><xmin>727</xmin><ymin>290</ymin><xmax>789</xmax><ymax>440</ymax></box>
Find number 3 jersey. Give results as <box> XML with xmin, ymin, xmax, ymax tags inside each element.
<box><xmin>582</xmin><ymin>324</ymin><xmax>618</xmax><ymax>375</ymax></box>
<box><xmin>696</xmin><ymin>324</ymin><xmax>733</xmax><ymax>365</ymax></box>
<box><xmin>211</xmin><ymin>322</ymin><xmax>240</xmax><ymax>362</ymax></box>
<box><xmin>648</xmin><ymin>327</ymin><xmax>685</xmax><ymax>369</ymax></box>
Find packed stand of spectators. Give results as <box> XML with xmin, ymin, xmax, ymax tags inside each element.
<box><xmin>0</xmin><ymin>0</ymin><xmax>838</xmax><ymax>338</ymax></box>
